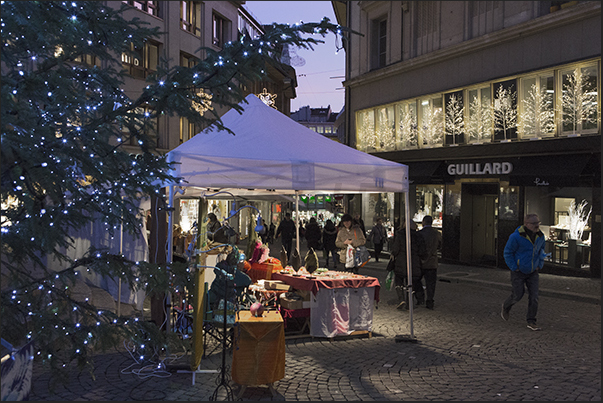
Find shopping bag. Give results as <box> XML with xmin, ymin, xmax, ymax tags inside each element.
<box><xmin>385</xmin><ymin>270</ymin><xmax>395</xmax><ymax>291</ymax></box>
<box><xmin>338</xmin><ymin>248</ymin><xmax>347</xmax><ymax>264</ymax></box>
<box><xmin>345</xmin><ymin>244</ymin><xmax>355</xmax><ymax>268</ymax></box>
<box><xmin>354</xmin><ymin>245</ymin><xmax>370</xmax><ymax>268</ymax></box>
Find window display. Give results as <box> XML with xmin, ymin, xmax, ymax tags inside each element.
<box><xmin>414</xmin><ymin>185</ymin><xmax>443</xmax><ymax>228</ymax></box>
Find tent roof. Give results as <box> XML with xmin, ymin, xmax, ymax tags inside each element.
<box><xmin>166</xmin><ymin>94</ymin><xmax>408</xmax><ymax>194</ymax></box>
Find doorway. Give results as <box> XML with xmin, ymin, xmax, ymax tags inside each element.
<box><xmin>459</xmin><ymin>183</ymin><xmax>499</xmax><ymax>266</ymax></box>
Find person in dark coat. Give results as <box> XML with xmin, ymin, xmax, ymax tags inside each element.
<box><xmin>418</xmin><ymin>215</ymin><xmax>443</xmax><ymax>310</ymax></box>
<box><xmin>321</xmin><ymin>219</ymin><xmax>338</xmax><ymax>269</ymax></box>
<box><xmin>304</xmin><ymin>217</ymin><xmax>322</xmax><ymax>252</ymax></box>
<box><xmin>369</xmin><ymin>217</ymin><xmax>387</xmax><ymax>262</ymax></box>
<box><xmin>390</xmin><ymin>220</ymin><xmax>427</xmax><ymax>310</ymax></box>
<box><xmin>275</xmin><ymin>212</ymin><xmax>296</xmax><ymax>257</ymax></box>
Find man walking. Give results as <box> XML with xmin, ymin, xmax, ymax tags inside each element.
<box><xmin>275</xmin><ymin>212</ymin><xmax>296</xmax><ymax>258</ymax></box>
<box><xmin>501</xmin><ymin>213</ymin><xmax>546</xmax><ymax>331</ymax></box>
<box><xmin>419</xmin><ymin>215</ymin><xmax>442</xmax><ymax>310</ymax></box>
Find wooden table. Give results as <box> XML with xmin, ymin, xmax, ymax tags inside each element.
<box><xmin>271</xmin><ymin>272</ymin><xmax>380</xmax><ymax>338</ymax></box>
<box><xmin>231</xmin><ymin>310</ymin><xmax>285</xmax><ymax>398</ymax></box>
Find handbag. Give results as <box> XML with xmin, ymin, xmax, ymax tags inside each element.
<box><xmin>385</xmin><ymin>270</ymin><xmax>395</xmax><ymax>291</ymax></box>
<box><xmin>354</xmin><ymin>245</ymin><xmax>370</xmax><ymax>267</ymax></box>
<box><xmin>338</xmin><ymin>248</ymin><xmax>347</xmax><ymax>264</ymax></box>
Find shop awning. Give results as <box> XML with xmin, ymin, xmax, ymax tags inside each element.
<box><xmin>406</xmin><ymin>161</ymin><xmax>448</xmax><ymax>184</ymax></box>
<box><xmin>509</xmin><ymin>154</ymin><xmax>597</xmax><ymax>187</ymax></box>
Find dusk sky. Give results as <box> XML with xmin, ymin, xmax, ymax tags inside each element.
<box><xmin>243</xmin><ymin>1</ymin><xmax>346</xmax><ymax>113</ymax></box>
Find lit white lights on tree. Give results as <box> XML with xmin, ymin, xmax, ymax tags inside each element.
<box><xmin>493</xmin><ymin>85</ymin><xmax>517</xmax><ymax>141</ymax></box>
<box><xmin>397</xmin><ymin>103</ymin><xmax>418</xmax><ymax>149</ymax></box>
<box><xmin>467</xmin><ymin>94</ymin><xmax>492</xmax><ymax>143</ymax></box>
<box><xmin>421</xmin><ymin>105</ymin><xmax>443</xmax><ymax>147</ymax></box>
<box><xmin>445</xmin><ymin>94</ymin><xmax>464</xmax><ymax>145</ymax></box>
<box><xmin>561</xmin><ymin>68</ymin><xmax>598</xmax><ymax>135</ymax></box>
<box><xmin>568</xmin><ymin>199</ymin><xmax>591</xmax><ymax>241</ymax></box>
<box><xmin>520</xmin><ymin>83</ymin><xmax>555</xmax><ymax>138</ymax></box>
<box><xmin>376</xmin><ymin>107</ymin><xmax>395</xmax><ymax>151</ymax></box>
<box><xmin>357</xmin><ymin>110</ymin><xmax>376</xmax><ymax>152</ymax></box>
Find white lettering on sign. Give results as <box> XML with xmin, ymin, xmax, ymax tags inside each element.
<box><xmin>447</xmin><ymin>162</ymin><xmax>513</xmax><ymax>176</ymax></box>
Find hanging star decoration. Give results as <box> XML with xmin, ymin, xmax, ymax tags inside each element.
<box><xmin>257</xmin><ymin>88</ymin><xmax>277</xmax><ymax>109</ymax></box>
<box><xmin>192</xmin><ymin>89</ymin><xmax>213</xmax><ymax>115</ymax></box>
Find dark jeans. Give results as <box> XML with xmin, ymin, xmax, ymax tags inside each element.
<box><xmin>373</xmin><ymin>242</ymin><xmax>384</xmax><ymax>262</ymax></box>
<box><xmin>282</xmin><ymin>237</ymin><xmax>293</xmax><ymax>257</ymax></box>
<box><xmin>324</xmin><ymin>248</ymin><xmax>338</xmax><ymax>267</ymax></box>
<box><xmin>421</xmin><ymin>268</ymin><xmax>438</xmax><ymax>304</ymax></box>
<box><xmin>503</xmin><ymin>270</ymin><xmax>539</xmax><ymax>324</ymax></box>
<box><xmin>393</xmin><ymin>271</ymin><xmax>425</xmax><ymax>303</ymax></box>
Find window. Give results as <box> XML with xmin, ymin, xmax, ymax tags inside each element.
<box><xmin>180</xmin><ymin>117</ymin><xmax>196</xmax><ymax>144</ymax></box>
<box><xmin>356</xmin><ymin>109</ymin><xmax>375</xmax><ymax>152</ymax></box>
<box><xmin>213</xmin><ymin>13</ymin><xmax>228</xmax><ymax>47</ymax></box>
<box><xmin>518</xmin><ymin>74</ymin><xmax>555</xmax><ymax>139</ymax></box>
<box><xmin>371</xmin><ymin>17</ymin><xmax>387</xmax><ymax>69</ymax></box>
<box><xmin>396</xmin><ymin>101</ymin><xmax>418</xmax><ymax>149</ymax></box>
<box><xmin>181</xmin><ymin>1</ymin><xmax>201</xmax><ymax>36</ymax></box>
<box><xmin>122</xmin><ymin>105</ymin><xmax>158</xmax><ymax>147</ymax></box>
<box><xmin>316</xmin><ymin>126</ymin><xmax>324</xmax><ymax>134</ymax></box>
<box><xmin>180</xmin><ymin>52</ymin><xmax>198</xmax><ymax>68</ymax></box>
<box><xmin>419</xmin><ymin>96</ymin><xmax>443</xmax><ymax>148</ymax></box>
<box><xmin>74</xmin><ymin>54</ymin><xmax>101</xmax><ymax>68</ymax></box>
<box><xmin>444</xmin><ymin>91</ymin><xmax>465</xmax><ymax>145</ymax></box>
<box><xmin>493</xmin><ymin>79</ymin><xmax>518</xmax><ymax>142</ymax></box>
<box><xmin>466</xmin><ymin>86</ymin><xmax>492</xmax><ymax>144</ymax></box>
<box><xmin>121</xmin><ymin>41</ymin><xmax>159</xmax><ymax>79</ymax></box>
<box><xmin>123</xmin><ymin>1</ymin><xmax>161</xmax><ymax>17</ymax></box>
<box><xmin>376</xmin><ymin>105</ymin><xmax>395</xmax><ymax>151</ymax></box>
<box><xmin>325</xmin><ymin>127</ymin><xmax>332</xmax><ymax>134</ymax></box>
<box><xmin>560</xmin><ymin>64</ymin><xmax>598</xmax><ymax>136</ymax></box>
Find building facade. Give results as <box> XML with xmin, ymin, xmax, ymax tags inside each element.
<box><xmin>335</xmin><ymin>1</ymin><xmax>601</xmax><ymax>277</ymax></box>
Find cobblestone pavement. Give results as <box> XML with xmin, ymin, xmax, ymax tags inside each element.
<box><xmin>29</xmin><ymin>252</ymin><xmax>601</xmax><ymax>401</ymax></box>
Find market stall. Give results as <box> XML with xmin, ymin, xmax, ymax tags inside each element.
<box><xmin>161</xmin><ymin>93</ymin><xmax>413</xmax><ymax>376</ymax></box>
<box><xmin>272</xmin><ymin>270</ymin><xmax>380</xmax><ymax>338</ymax></box>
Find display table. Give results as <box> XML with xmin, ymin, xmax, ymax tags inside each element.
<box><xmin>231</xmin><ymin>310</ymin><xmax>285</xmax><ymax>396</ymax></box>
<box><xmin>271</xmin><ymin>272</ymin><xmax>380</xmax><ymax>338</ymax></box>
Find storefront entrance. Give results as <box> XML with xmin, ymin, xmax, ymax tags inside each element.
<box><xmin>460</xmin><ymin>183</ymin><xmax>498</xmax><ymax>266</ymax></box>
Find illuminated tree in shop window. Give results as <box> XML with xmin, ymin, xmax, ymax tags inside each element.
<box><xmin>561</xmin><ymin>68</ymin><xmax>598</xmax><ymax>135</ymax></box>
<box><xmin>519</xmin><ymin>83</ymin><xmax>555</xmax><ymax>138</ymax></box>
<box><xmin>445</xmin><ymin>94</ymin><xmax>464</xmax><ymax>145</ymax></box>
<box><xmin>421</xmin><ymin>105</ymin><xmax>443</xmax><ymax>147</ymax></box>
<box><xmin>357</xmin><ymin>112</ymin><xmax>375</xmax><ymax>152</ymax></box>
<box><xmin>467</xmin><ymin>94</ymin><xmax>492</xmax><ymax>143</ymax></box>
<box><xmin>398</xmin><ymin>105</ymin><xmax>418</xmax><ymax>149</ymax></box>
<box><xmin>376</xmin><ymin>108</ymin><xmax>395</xmax><ymax>151</ymax></box>
<box><xmin>493</xmin><ymin>85</ymin><xmax>517</xmax><ymax>141</ymax></box>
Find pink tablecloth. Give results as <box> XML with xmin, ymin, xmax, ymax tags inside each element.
<box><xmin>271</xmin><ymin>273</ymin><xmax>380</xmax><ymax>302</ymax></box>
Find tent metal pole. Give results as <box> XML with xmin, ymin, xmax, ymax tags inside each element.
<box><xmin>166</xmin><ymin>185</ymin><xmax>174</xmax><ymax>333</ymax></box>
<box><xmin>405</xmin><ymin>190</ymin><xmax>414</xmax><ymax>338</ymax></box>
<box><xmin>295</xmin><ymin>190</ymin><xmax>300</xmax><ymax>254</ymax></box>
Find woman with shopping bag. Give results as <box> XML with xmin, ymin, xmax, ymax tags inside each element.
<box><xmin>335</xmin><ymin>213</ymin><xmax>366</xmax><ymax>274</ymax></box>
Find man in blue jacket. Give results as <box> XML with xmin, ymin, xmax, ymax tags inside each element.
<box><xmin>501</xmin><ymin>213</ymin><xmax>546</xmax><ymax>331</ymax></box>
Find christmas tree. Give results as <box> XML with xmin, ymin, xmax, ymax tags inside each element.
<box><xmin>1</xmin><ymin>0</ymin><xmax>345</xmax><ymax>383</ymax></box>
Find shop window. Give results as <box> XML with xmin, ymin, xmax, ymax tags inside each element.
<box><xmin>356</xmin><ymin>109</ymin><xmax>375</xmax><ymax>152</ymax></box>
<box><xmin>396</xmin><ymin>101</ymin><xmax>418</xmax><ymax>150</ymax></box>
<box><xmin>74</xmin><ymin>54</ymin><xmax>102</xmax><ymax>68</ymax></box>
<box><xmin>419</xmin><ymin>96</ymin><xmax>443</xmax><ymax>148</ymax></box>
<box><xmin>181</xmin><ymin>1</ymin><xmax>202</xmax><ymax>36</ymax></box>
<box><xmin>466</xmin><ymin>86</ymin><xmax>493</xmax><ymax>143</ymax></box>
<box><xmin>376</xmin><ymin>105</ymin><xmax>395</xmax><ymax>151</ymax></box>
<box><xmin>122</xmin><ymin>105</ymin><xmax>159</xmax><ymax>148</ymax></box>
<box><xmin>498</xmin><ymin>185</ymin><xmax>519</xmax><ymax>220</ymax></box>
<box><xmin>316</xmin><ymin>126</ymin><xmax>324</xmax><ymax>134</ymax></box>
<box><xmin>325</xmin><ymin>126</ymin><xmax>332</xmax><ymax>134</ymax></box>
<box><xmin>121</xmin><ymin>41</ymin><xmax>159</xmax><ymax>79</ymax></box>
<box><xmin>445</xmin><ymin>183</ymin><xmax>462</xmax><ymax>217</ymax></box>
<box><xmin>444</xmin><ymin>90</ymin><xmax>465</xmax><ymax>145</ymax></box>
<box><xmin>519</xmin><ymin>74</ymin><xmax>556</xmax><ymax>139</ymax></box>
<box><xmin>414</xmin><ymin>185</ymin><xmax>444</xmax><ymax>228</ymax></box>
<box><xmin>493</xmin><ymin>79</ymin><xmax>518</xmax><ymax>142</ymax></box>
<box><xmin>560</xmin><ymin>64</ymin><xmax>599</xmax><ymax>136</ymax></box>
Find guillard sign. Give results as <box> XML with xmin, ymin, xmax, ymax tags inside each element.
<box><xmin>447</xmin><ymin>162</ymin><xmax>513</xmax><ymax>176</ymax></box>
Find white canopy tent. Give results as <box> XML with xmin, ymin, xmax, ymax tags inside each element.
<box><xmin>164</xmin><ymin>94</ymin><xmax>417</xmax><ymax>375</ymax></box>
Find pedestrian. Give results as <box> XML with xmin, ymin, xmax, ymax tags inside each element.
<box><xmin>258</xmin><ymin>219</ymin><xmax>268</xmax><ymax>244</ymax></box>
<box><xmin>304</xmin><ymin>217</ymin><xmax>322</xmax><ymax>252</ymax></box>
<box><xmin>354</xmin><ymin>213</ymin><xmax>366</xmax><ymax>237</ymax></box>
<box><xmin>391</xmin><ymin>220</ymin><xmax>427</xmax><ymax>309</ymax></box>
<box><xmin>501</xmin><ymin>213</ymin><xmax>547</xmax><ymax>331</ymax></box>
<box><xmin>335</xmin><ymin>213</ymin><xmax>366</xmax><ymax>274</ymax></box>
<box><xmin>275</xmin><ymin>212</ymin><xmax>296</xmax><ymax>257</ymax></box>
<box><xmin>322</xmin><ymin>219</ymin><xmax>338</xmax><ymax>269</ymax></box>
<box><xmin>369</xmin><ymin>217</ymin><xmax>387</xmax><ymax>262</ymax></box>
<box><xmin>268</xmin><ymin>221</ymin><xmax>276</xmax><ymax>244</ymax></box>
<box><xmin>206</xmin><ymin>212</ymin><xmax>229</xmax><ymax>244</ymax></box>
<box><xmin>418</xmin><ymin>215</ymin><xmax>442</xmax><ymax>310</ymax></box>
